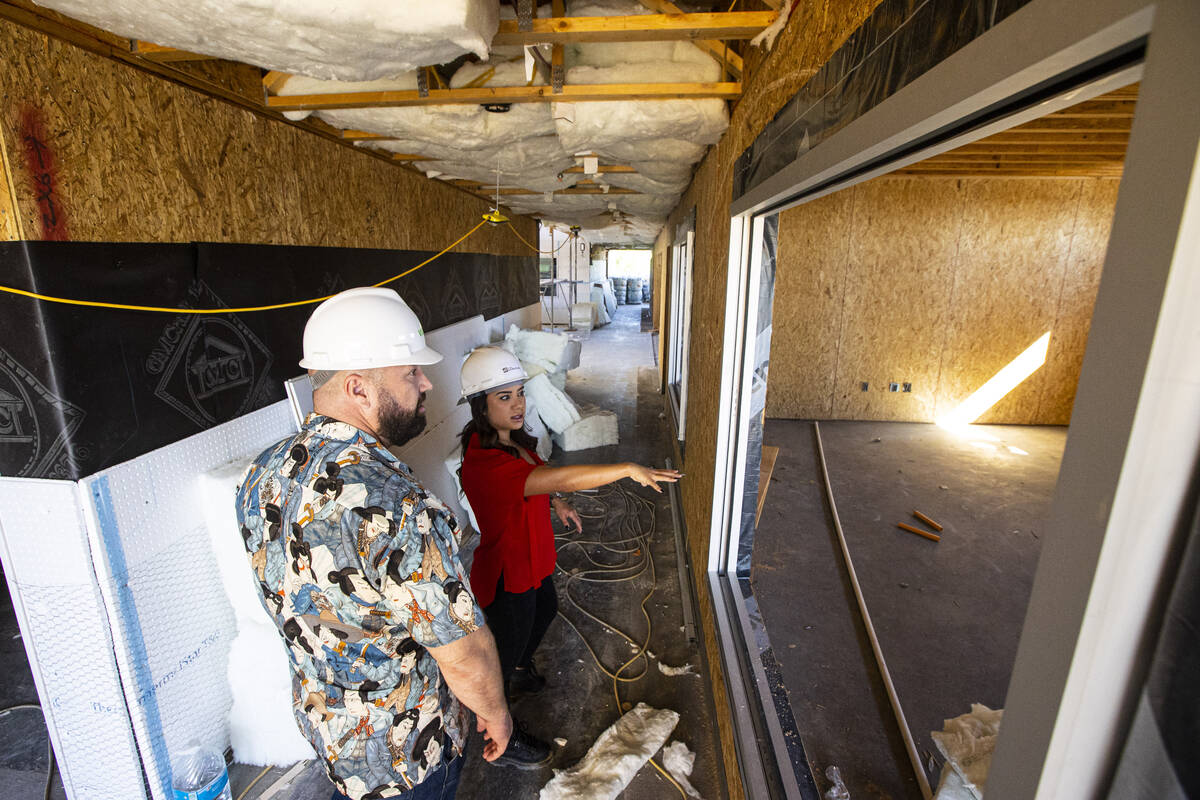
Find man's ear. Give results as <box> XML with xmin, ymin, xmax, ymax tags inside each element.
<box><xmin>343</xmin><ymin>372</ymin><xmax>374</xmax><ymax>411</ymax></box>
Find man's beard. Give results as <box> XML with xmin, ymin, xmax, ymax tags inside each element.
<box><xmin>377</xmin><ymin>391</ymin><xmax>427</xmax><ymax>447</ymax></box>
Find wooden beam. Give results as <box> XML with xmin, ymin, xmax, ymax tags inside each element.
<box><xmin>951</xmin><ymin>143</ymin><xmax>1128</xmax><ymax>155</ymax></box>
<box><xmin>563</xmin><ymin>164</ymin><xmax>637</xmax><ymax>174</ymax></box>
<box><xmin>390</xmin><ymin>153</ymin><xmax>432</xmax><ymax>162</ymax></box>
<box><xmin>1009</xmin><ymin>117</ymin><xmax>1132</xmax><ymax>133</ymax></box>
<box><xmin>636</xmin><ymin>0</ymin><xmax>743</xmax><ymax>77</ymax></box>
<box><xmin>341</xmin><ymin>130</ymin><xmax>398</xmax><ymax>141</ymax></box>
<box><xmin>262</xmin><ymin>70</ymin><xmax>292</xmax><ymax>93</ymax></box>
<box><xmin>1045</xmin><ymin>100</ymin><xmax>1137</xmax><ymax>118</ymax></box>
<box><xmin>492</xmin><ymin>11</ymin><xmax>775</xmax><ymax>44</ymax></box>
<box><xmin>265</xmin><ymin>81</ymin><xmax>742</xmax><ymax>111</ymax></box>
<box><xmin>130</xmin><ymin>41</ymin><xmax>217</xmax><ymax>62</ymax></box>
<box><xmin>897</xmin><ymin>167</ymin><xmax>1124</xmax><ymax>177</ymax></box>
<box><xmin>984</xmin><ymin>132</ymin><xmax>1130</xmax><ymax>145</ymax></box>
<box><xmin>495</xmin><ymin>187</ymin><xmax>640</xmax><ymax>195</ymax></box>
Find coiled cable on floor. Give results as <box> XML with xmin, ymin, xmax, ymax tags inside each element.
<box><xmin>552</xmin><ymin>482</ymin><xmax>688</xmax><ymax>799</ymax></box>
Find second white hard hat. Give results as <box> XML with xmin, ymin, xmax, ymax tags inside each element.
<box><xmin>460</xmin><ymin>346</ymin><xmax>527</xmax><ymax>399</ymax></box>
<box><xmin>299</xmin><ymin>287</ymin><xmax>443</xmax><ymax>370</ymax></box>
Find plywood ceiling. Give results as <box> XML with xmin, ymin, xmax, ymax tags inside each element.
<box><xmin>897</xmin><ymin>83</ymin><xmax>1136</xmax><ymax>178</ymax></box>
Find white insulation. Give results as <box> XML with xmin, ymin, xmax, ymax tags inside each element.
<box><xmin>554</xmin><ymin>408</ymin><xmax>619</xmax><ymax>452</ymax></box>
<box><xmin>32</xmin><ymin>0</ymin><xmax>499</xmax><ymax>82</ymax></box>
<box><xmin>931</xmin><ymin>704</ymin><xmax>1003</xmax><ymax>800</ymax></box>
<box><xmin>41</xmin><ymin>0</ymin><xmax>731</xmax><ymax>241</ymax></box>
<box><xmin>539</xmin><ymin>703</ymin><xmax>679</xmax><ymax>800</ymax></box>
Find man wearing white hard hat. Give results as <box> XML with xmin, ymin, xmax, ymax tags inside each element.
<box><xmin>456</xmin><ymin>345</ymin><xmax>681</xmax><ymax>760</ymax></box>
<box><xmin>236</xmin><ymin>288</ymin><xmax>532</xmax><ymax>800</ymax></box>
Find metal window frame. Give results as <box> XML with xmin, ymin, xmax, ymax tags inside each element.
<box><xmin>706</xmin><ymin>0</ymin><xmax>1200</xmax><ymax>797</ymax></box>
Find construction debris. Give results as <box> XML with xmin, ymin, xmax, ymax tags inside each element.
<box><xmin>554</xmin><ymin>407</ymin><xmax>619</xmax><ymax>452</ymax></box>
<box><xmin>931</xmin><ymin>704</ymin><xmax>1003</xmax><ymax>800</ymax></box>
<box><xmin>913</xmin><ymin>510</ymin><xmax>944</xmax><ymax>531</ymax></box>
<box><xmin>897</xmin><ymin>522</ymin><xmax>941</xmax><ymax>543</ymax></box>
<box><xmin>538</xmin><ymin>703</ymin><xmax>679</xmax><ymax>800</ymax></box>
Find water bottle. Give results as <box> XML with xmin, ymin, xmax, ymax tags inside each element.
<box><xmin>171</xmin><ymin>741</ymin><xmax>233</xmax><ymax>800</ymax></box>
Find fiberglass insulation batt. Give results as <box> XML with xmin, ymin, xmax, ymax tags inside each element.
<box><xmin>33</xmin><ymin>0</ymin><xmax>498</xmax><ymax>81</ymax></box>
<box><xmin>554</xmin><ymin>408</ymin><xmax>619</xmax><ymax>452</ymax></box>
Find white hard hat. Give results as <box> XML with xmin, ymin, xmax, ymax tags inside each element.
<box><xmin>299</xmin><ymin>287</ymin><xmax>443</xmax><ymax>370</ymax></box>
<box><xmin>460</xmin><ymin>346</ymin><xmax>527</xmax><ymax>399</ymax></box>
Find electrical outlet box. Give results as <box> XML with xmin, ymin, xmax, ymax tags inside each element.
<box><xmin>889</xmin><ymin>382</ymin><xmax>899</xmax><ymax>392</ymax></box>
<box><xmin>861</xmin><ymin>382</ymin><xmax>869</xmax><ymax>391</ymax></box>
<box><xmin>902</xmin><ymin>382</ymin><xmax>912</xmax><ymax>392</ymax></box>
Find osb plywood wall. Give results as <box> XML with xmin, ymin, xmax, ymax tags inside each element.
<box><xmin>767</xmin><ymin>176</ymin><xmax>1119</xmax><ymax>425</ymax></box>
<box><xmin>0</xmin><ymin>20</ymin><xmax>536</xmax><ymax>254</ymax></box>
<box><xmin>653</xmin><ymin>2</ymin><xmax>884</xmax><ymax>795</ymax></box>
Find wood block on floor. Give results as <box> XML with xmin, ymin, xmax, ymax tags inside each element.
<box><xmin>756</xmin><ymin>445</ymin><xmax>780</xmax><ymax>525</ymax></box>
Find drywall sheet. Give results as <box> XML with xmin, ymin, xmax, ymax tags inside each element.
<box><xmin>0</xmin><ymin>241</ymin><xmax>536</xmax><ymax>480</ymax></box>
<box><xmin>78</xmin><ymin>401</ymin><xmax>296</xmax><ymax>800</ymax></box>
<box><xmin>733</xmin><ymin>0</ymin><xmax>1034</xmax><ymax>201</ymax></box>
<box><xmin>0</xmin><ymin>478</ymin><xmax>146</xmax><ymax>800</ymax></box>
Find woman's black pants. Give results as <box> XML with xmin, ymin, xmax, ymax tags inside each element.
<box><xmin>484</xmin><ymin>573</ymin><xmax>558</xmax><ymax>681</ymax></box>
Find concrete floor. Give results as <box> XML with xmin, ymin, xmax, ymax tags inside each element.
<box><xmin>0</xmin><ymin>302</ymin><xmax>722</xmax><ymax>800</ymax></box>
<box><xmin>752</xmin><ymin>419</ymin><xmax>1066</xmax><ymax>800</ymax></box>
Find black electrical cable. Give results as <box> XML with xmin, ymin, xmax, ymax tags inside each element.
<box><xmin>0</xmin><ymin>703</ymin><xmax>56</xmax><ymax>800</ymax></box>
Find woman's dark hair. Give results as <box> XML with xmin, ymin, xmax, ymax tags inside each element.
<box><xmin>443</xmin><ymin>580</ymin><xmax>468</xmax><ymax>605</ymax></box>
<box><xmin>457</xmin><ymin>391</ymin><xmax>541</xmax><ymax>484</ymax></box>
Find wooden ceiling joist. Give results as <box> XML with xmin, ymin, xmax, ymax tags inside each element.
<box><xmin>491</xmin><ymin>11</ymin><xmax>775</xmax><ymax>45</ymax></box>
<box><xmin>130</xmin><ymin>40</ymin><xmax>217</xmax><ymax>62</ymax></box>
<box><xmin>636</xmin><ymin>0</ymin><xmax>744</xmax><ymax>76</ymax></box>
<box><xmin>563</xmin><ymin>165</ymin><xmax>637</xmax><ymax>174</ymax></box>
<box><xmin>265</xmin><ymin>81</ymin><xmax>741</xmax><ymax>111</ymax></box>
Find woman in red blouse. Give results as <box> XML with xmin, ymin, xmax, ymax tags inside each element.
<box><xmin>457</xmin><ymin>347</ymin><xmax>679</xmax><ymax>719</ymax></box>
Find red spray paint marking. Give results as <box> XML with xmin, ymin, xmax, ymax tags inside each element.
<box><xmin>19</xmin><ymin>107</ymin><xmax>68</xmax><ymax>241</ymax></box>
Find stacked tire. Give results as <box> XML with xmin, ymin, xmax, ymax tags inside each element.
<box><xmin>625</xmin><ymin>278</ymin><xmax>642</xmax><ymax>304</ymax></box>
<box><xmin>611</xmin><ymin>277</ymin><xmax>627</xmax><ymax>305</ymax></box>
<box><xmin>641</xmin><ymin>283</ymin><xmax>650</xmax><ymax>303</ymax></box>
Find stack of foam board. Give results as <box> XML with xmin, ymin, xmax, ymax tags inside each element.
<box><xmin>554</xmin><ymin>405</ymin><xmax>619</xmax><ymax>452</ymax></box>
<box><xmin>501</xmin><ymin>326</ymin><xmax>620</xmax><ymax>453</ymax></box>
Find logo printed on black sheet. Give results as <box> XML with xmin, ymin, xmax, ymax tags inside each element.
<box><xmin>0</xmin><ymin>347</ymin><xmax>85</xmax><ymax>477</ymax></box>
<box><xmin>147</xmin><ymin>280</ymin><xmax>274</xmax><ymax>428</ymax></box>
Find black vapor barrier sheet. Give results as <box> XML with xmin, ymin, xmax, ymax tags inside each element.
<box><xmin>733</xmin><ymin>0</ymin><xmax>1033</xmax><ymax>202</ymax></box>
<box><xmin>0</xmin><ymin>241</ymin><xmax>538</xmax><ymax>480</ymax></box>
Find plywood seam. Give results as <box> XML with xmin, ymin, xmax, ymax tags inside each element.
<box><xmin>1037</xmin><ymin>179</ymin><xmax>1086</xmax><ymax>421</ymax></box>
<box><xmin>828</xmin><ymin>184</ymin><xmax>856</xmax><ymax>416</ymax></box>
<box><xmin>931</xmin><ymin>178</ymin><xmax>969</xmax><ymax>420</ymax></box>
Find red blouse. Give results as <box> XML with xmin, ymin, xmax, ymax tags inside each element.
<box><xmin>460</xmin><ymin>433</ymin><xmax>557</xmax><ymax>608</ymax></box>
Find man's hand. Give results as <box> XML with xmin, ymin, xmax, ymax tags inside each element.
<box><xmin>552</xmin><ymin>497</ymin><xmax>583</xmax><ymax>533</ymax></box>
<box><xmin>477</xmin><ymin>709</ymin><xmax>513</xmax><ymax>761</ymax></box>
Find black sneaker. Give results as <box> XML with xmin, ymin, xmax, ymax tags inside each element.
<box><xmin>507</xmin><ymin>664</ymin><xmax>547</xmax><ymax>698</ymax></box>
<box><xmin>493</xmin><ymin>722</ymin><xmax>552</xmax><ymax>769</ymax></box>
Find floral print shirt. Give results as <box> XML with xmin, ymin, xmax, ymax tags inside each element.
<box><xmin>235</xmin><ymin>414</ymin><xmax>483</xmax><ymax>799</ymax></box>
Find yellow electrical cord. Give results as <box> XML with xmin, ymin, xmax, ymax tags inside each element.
<box><xmin>505</xmin><ymin>221</ymin><xmax>572</xmax><ymax>255</ymax></box>
<box><xmin>0</xmin><ymin>219</ymin><xmax>487</xmax><ymax>314</ymax></box>
<box><xmin>553</xmin><ymin>484</ymin><xmax>689</xmax><ymax>800</ymax></box>
<box><xmin>234</xmin><ymin>765</ymin><xmax>273</xmax><ymax>800</ymax></box>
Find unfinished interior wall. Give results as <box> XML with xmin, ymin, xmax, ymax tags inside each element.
<box><xmin>0</xmin><ymin>18</ymin><xmax>536</xmax><ymax>253</ymax></box>
<box><xmin>653</xmin><ymin>2</ymin><xmax>885</xmax><ymax>795</ymax></box>
<box><xmin>766</xmin><ymin>176</ymin><xmax>1119</xmax><ymax>425</ymax></box>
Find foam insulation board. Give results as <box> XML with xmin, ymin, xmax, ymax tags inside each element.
<box><xmin>0</xmin><ymin>478</ymin><xmax>146</xmax><ymax>800</ymax></box>
<box><xmin>538</xmin><ymin>703</ymin><xmax>679</xmax><ymax>800</ymax></box>
<box><xmin>199</xmin><ymin>461</ymin><xmax>314</xmax><ymax>766</ymax></box>
<box><xmin>522</xmin><ymin>401</ymin><xmax>555</xmax><ymax>461</ymax></box>
<box><xmin>32</xmin><ymin>0</ymin><xmax>499</xmax><ymax>82</ymax></box>
<box><xmin>591</xmin><ymin>286</ymin><xmax>613</xmax><ymax>326</ymax></box>
<box><xmin>931</xmin><ymin>704</ymin><xmax>1003</xmax><ymax>800</ymax></box>
<box><xmin>553</xmin><ymin>407</ymin><xmax>619</xmax><ymax>452</ymax></box>
<box><xmin>504</xmin><ymin>325</ymin><xmax>571</xmax><ymax>373</ymax></box>
<box><xmin>524</xmin><ymin>373</ymin><xmax>581</xmax><ymax>434</ymax></box>
<box><xmin>442</xmin><ymin>441</ymin><xmax>480</xmax><ymax>533</ymax></box>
